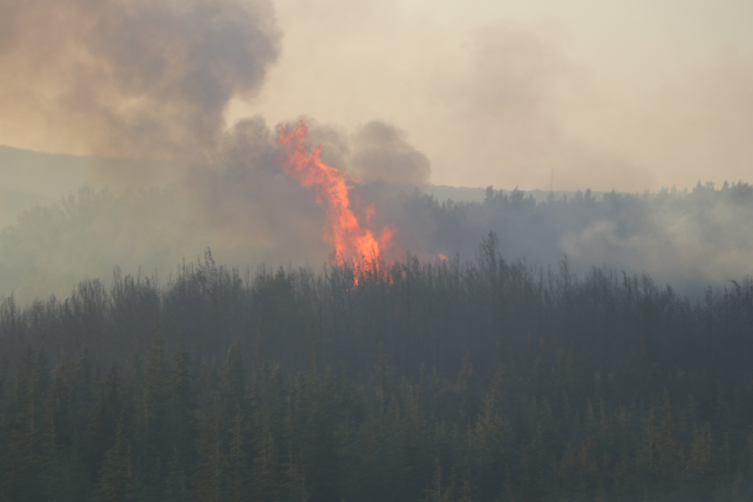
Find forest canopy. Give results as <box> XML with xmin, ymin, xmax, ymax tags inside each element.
<box><xmin>1</xmin><ymin>240</ymin><xmax>752</xmax><ymax>501</ymax></box>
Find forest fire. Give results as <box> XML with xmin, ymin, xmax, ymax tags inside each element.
<box><xmin>277</xmin><ymin>121</ymin><xmax>395</xmax><ymax>279</ymax></box>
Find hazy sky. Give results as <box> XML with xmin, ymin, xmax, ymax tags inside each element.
<box><xmin>229</xmin><ymin>0</ymin><xmax>753</xmax><ymax>192</ymax></box>
<box><xmin>2</xmin><ymin>0</ymin><xmax>753</xmax><ymax>300</ymax></box>
<box><xmin>1</xmin><ymin>0</ymin><xmax>752</xmax><ymax>193</ymax></box>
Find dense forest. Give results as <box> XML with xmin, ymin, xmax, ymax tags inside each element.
<box><xmin>1</xmin><ymin>238</ymin><xmax>753</xmax><ymax>501</ymax></box>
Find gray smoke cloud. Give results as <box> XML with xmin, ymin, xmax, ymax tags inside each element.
<box><xmin>0</xmin><ymin>0</ymin><xmax>435</xmax><ymax>302</ymax></box>
<box><xmin>0</xmin><ymin>0</ymin><xmax>280</xmax><ymax>161</ymax></box>
<box><xmin>4</xmin><ymin>134</ymin><xmax>753</xmax><ymax>303</ymax></box>
<box><xmin>350</xmin><ymin>121</ymin><xmax>431</xmax><ymax>187</ymax></box>
<box><xmin>404</xmin><ymin>183</ymin><xmax>753</xmax><ymax>298</ymax></box>
<box><xmin>0</xmin><ymin>116</ymin><xmax>434</xmax><ymax>301</ymax></box>
<box><xmin>3</xmin><ymin>0</ymin><xmax>752</xmax><ymax>304</ymax></box>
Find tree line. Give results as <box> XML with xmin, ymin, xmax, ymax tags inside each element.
<box><xmin>1</xmin><ymin>238</ymin><xmax>753</xmax><ymax>500</ymax></box>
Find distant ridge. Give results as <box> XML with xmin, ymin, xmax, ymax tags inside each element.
<box><xmin>0</xmin><ymin>145</ymin><xmax>89</xmax><ymax>227</ymax></box>
<box><xmin>423</xmin><ymin>184</ymin><xmax>610</xmax><ymax>204</ymax></box>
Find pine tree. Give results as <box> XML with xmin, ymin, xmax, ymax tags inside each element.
<box><xmin>2</xmin><ymin>345</ymin><xmax>52</xmax><ymax>499</ymax></box>
<box><xmin>219</xmin><ymin>341</ymin><xmax>251</xmax><ymax>501</ymax></box>
<box><xmin>685</xmin><ymin>422</ymin><xmax>713</xmax><ymax>481</ymax></box>
<box><xmin>422</xmin><ymin>459</ymin><xmax>454</xmax><ymax>502</ymax></box>
<box><xmin>291</xmin><ymin>369</ymin><xmax>341</xmax><ymax>502</ymax></box>
<box><xmin>138</xmin><ymin>332</ymin><xmax>172</xmax><ymax>498</ymax></box>
<box><xmin>251</xmin><ymin>427</ymin><xmax>287</xmax><ymax>502</ymax></box>
<box><xmin>96</xmin><ymin>424</ymin><xmax>134</xmax><ymax>502</ymax></box>
<box><xmin>227</xmin><ymin>407</ymin><xmax>250</xmax><ymax>502</ymax></box>
<box><xmin>655</xmin><ymin>392</ymin><xmax>679</xmax><ymax>482</ymax></box>
<box><xmin>473</xmin><ymin>392</ymin><xmax>507</xmax><ymax>500</ymax></box>
<box><xmin>46</xmin><ymin>356</ymin><xmax>94</xmax><ymax>501</ymax></box>
<box><xmin>193</xmin><ymin>403</ymin><xmax>224</xmax><ymax>502</ymax></box>
<box><xmin>86</xmin><ymin>364</ymin><xmax>122</xmax><ymax>483</ymax></box>
<box><xmin>556</xmin><ymin>443</ymin><xmax>577</xmax><ymax>494</ymax></box>
<box><xmin>611</xmin><ymin>450</ymin><xmax>633</xmax><ymax>493</ymax></box>
<box><xmin>521</xmin><ymin>425</ymin><xmax>546</xmax><ymax>501</ymax></box>
<box><xmin>251</xmin><ymin>361</ymin><xmax>289</xmax><ymax>502</ymax></box>
<box><xmin>638</xmin><ymin>406</ymin><xmax>657</xmax><ymax>484</ymax></box>
<box><xmin>168</xmin><ymin>340</ymin><xmax>199</xmax><ymax>497</ymax></box>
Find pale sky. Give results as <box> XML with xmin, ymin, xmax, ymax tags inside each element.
<box><xmin>229</xmin><ymin>0</ymin><xmax>753</xmax><ymax>191</ymax></box>
<box><xmin>1</xmin><ymin>0</ymin><xmax>752</xmax><ymax>193</ymax></box>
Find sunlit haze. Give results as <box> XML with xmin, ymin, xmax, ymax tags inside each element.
<box><xmin>222</xmin><ymin>0</ymin><xmax>753</xmax><ymax>192</ymax></box>
<box><xmin>1</xmin><ymin>1</ymin><xmax>751</xmax><ymax>192</ymax></box>
<box><xmin>1</xmin><ymin>0</ymin><xmax>753</xmax><ymax>301</ymax></box>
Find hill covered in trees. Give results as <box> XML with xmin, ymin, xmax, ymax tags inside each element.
<box><xmin>1</xmin><ymin>241</ymin><xmax>753</xmax><ymax>501</ymax></box>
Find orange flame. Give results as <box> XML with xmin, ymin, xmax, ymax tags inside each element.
<box><xmin>277</xmin><ymin>121</ymin><xmax>395</xmax><ymax>275</ymax></box>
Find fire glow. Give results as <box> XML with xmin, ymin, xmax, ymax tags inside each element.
<box><xmin>277</xmin><ymin>121</ymin><xmax>395</xmax><ymax>274</ymax></box>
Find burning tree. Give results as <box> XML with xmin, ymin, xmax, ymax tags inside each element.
<box><xmin>277</xmin><ymin>120</ymin><xmax>395</xmax><ymax>280</ymax></box>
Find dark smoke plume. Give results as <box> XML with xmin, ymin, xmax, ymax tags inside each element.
<box><xmin>3</xmin><ymin>1</ymin><xmax>752</xmax><ymax>304</ymax></box>
<box><xmin>0</xmin><ymin>0</ymin><xmax>280</xmax><ymax>161</ymax></box>
<box><xmin>0</xmin><ymin>117</ymin><xmax>435</xmax><ymax>301</ymax></box>
<box><xmin>350</xmin><ymin>121</ymin><xmax>431</xmax><ymax>187</ymax></box>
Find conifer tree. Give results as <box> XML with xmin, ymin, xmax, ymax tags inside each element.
<box><xmin>251</xmin><ymin>362</ymin><xmax>289</xmax><ymax>502</ymax></box>
<box><xmin>168</xmin><ymin>340</ymin><xmax>199</xmax><ymax>496</ymax></box>
<box><xmin>473</xmin><ymin>392</ymin><xmax>507</xmax><ymax>499</ymax></box>
<box><xmin>686</xmin><ymin>422</ymin><xmax>713</xmax><ymax>481</ymax></box>
<box><xmin>655</xmin><ymin>392</ymin><xmax>679</xmax><ymax>482</ymax></box>
<box><xmin>86</xmin><ymin>364</ymin><xmax>122</xmax><ymax>482</ymax></box>
<box><xmin>139</xmin><ymin>332</ymin><xmax>172</xmax><ymax>497</ymax></box>
<box><xmin>422</xmin><ymin>459</ymin><xmax>454</xmax><ymax>502</ymax></box>
<box><xmin>2</xmin><ymin>345</ymin><xmax>51</xmax><ymax>499</ymax></box>
<box><xmin>193</xmin><ymin>403</ymin><xmax>223</xmax><ymax>502</ymax></box>
<box><xmin>96</xmin><ymin>424</ymin><xmax>134</xmax><ymax>502</ymax></box>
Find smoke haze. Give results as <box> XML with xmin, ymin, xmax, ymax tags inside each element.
<box><xmin>1</xmin><ymin>0</ymin><xmax>753</xmax><ymax>303</ymax></box>
<box><xmin>0</xmin><ymin>0</ymin><xmax>280</xmax><ymax>161</ymax></box>
<box><xmin>232</xmin><ymin>1</ymin><xmax>753</xmax><ymax>193</ymax></box>
<box><xmin>3</xmin><ymin>137</ymin><xmax>753</xmax><ymax>302</ymax></box>
<box><xmin>0</xmin><ymin>116</ymin><xmax>436</xmax><ymax>301</ymax></box>
<box><xmin>409</xmin><ymin>183</ymin><xmax>753</xmax><ymax>296</ymax></box>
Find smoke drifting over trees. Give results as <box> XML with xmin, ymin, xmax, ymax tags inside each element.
<box><xmin>0</xmin><ymin>114</ymin><xmax>438</xmax><ymax>301</ymax></box>
<box><xmin>2</xmin><ymin>0</ymin><xmax>751</xmax><ymax>302</ymax></box>
<box><xmin>2</xmin><ymin>157</ymin><xmax>753</xmax><ymax>302</ymax></box>
<box><xmin>0</xmin><ymin>0</ymin><xmax>438</xmax><ymax>301</ymax></box>
<box><xmin>402</xmin><ymin>181</ymin><xmax>753</xmax><ymax>295</ymax></box>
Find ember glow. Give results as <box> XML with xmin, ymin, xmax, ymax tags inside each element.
<box><xmin>277</xmin><ymin>121</ymin><xmax>395</xmax><ymax>271</ymax></box>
